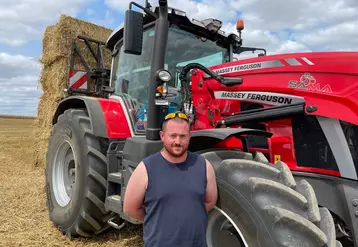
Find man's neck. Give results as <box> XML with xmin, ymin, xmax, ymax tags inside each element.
<box><xmin>161</xmin><ymin>150</ymin><xmax>188</xmax><ymax>164</ymax></box>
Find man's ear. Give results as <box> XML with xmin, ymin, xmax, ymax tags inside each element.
<box><xmin>159</xmin><ymin>130</ymin><xmax>164</xmax><ymax>141</ymax></box>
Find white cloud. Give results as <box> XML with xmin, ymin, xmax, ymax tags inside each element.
<box><xmin>0</xmin><ymin>0</ymin><xmax>90</xmax><ymax>46</ymax></box>
<box><xmin>104</xmin><ymin>0</ymin><xmax>131</xmax><ymax>12</ymax></box>
<box><xmin>88</xmin><ymin>10</ymin><xmax>116</xmax><ymax>27</ymax></box>
<box><xmin>0</xmin><ymin>0</ymin><xmax>95</xmax><ymax>116</ymax></box>
<box><xmin>0</xmin><ymin>53</ymin><xmax>41</xmax><ymax>79</ymax></box>
<box><xmin>107</xmin><ymin>0</ymin><xmax>356</xmax><ymax>56</ymax></box>
<box><xmin>0</xmin><ymin>53</ymin><xmax>42</xmax><ymax>116</ymax></box>
<box><xmin>0</xmin><ymin>75</ymin><xmax>42</xmax><ymax>116</ymax></box>
<box><xmin>295</xmin><ymin>21</ymin><xmax>358</xmax><ymax>51</ymax></box>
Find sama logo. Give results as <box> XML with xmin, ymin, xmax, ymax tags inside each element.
<box><xmin>288</xmin><ymin>73</ymin><xmax>332</xmax><ymax>93</ymax></box>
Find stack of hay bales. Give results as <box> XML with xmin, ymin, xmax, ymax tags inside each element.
<box><xmin>32</xmin><ymin>15</ymin><xmax>113</xmax><ymax>168</ymax></box>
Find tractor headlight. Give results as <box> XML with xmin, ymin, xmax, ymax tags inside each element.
<box><xmin>157</xmin><ymin>69</ymin><xmax>172</xmax><ymax>82</ymax></box>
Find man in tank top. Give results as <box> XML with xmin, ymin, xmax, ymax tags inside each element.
<box><xmin>123</xmin><ymin>111</ymin><xmax>217</xmax><ymax>247</ymax></box>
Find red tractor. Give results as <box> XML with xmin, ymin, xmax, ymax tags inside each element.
<box><xmin>45</xmin><ymin>0</ymin><xmax>357</xmax><ymax>246</ymax></box>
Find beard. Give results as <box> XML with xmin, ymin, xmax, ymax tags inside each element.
<box><xmin>164</xmin><ymin>143</ymin><xmax>187</xmax><ymax>158</ymax></box>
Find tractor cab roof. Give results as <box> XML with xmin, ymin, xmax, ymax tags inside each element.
<box><xmin>105</xmin><ymin>6</ymin><xmax>240</xmax><ymax>52</ymax></box>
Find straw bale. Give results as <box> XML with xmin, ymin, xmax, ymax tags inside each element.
<box><xmin>38</xmin><ymin>58</ymin><xmax>69</xmax><ymax>94</ymax></box>
<box><xmin>32</xmin><ymin>15</ymin><xmax>114</xmax><ymax>168</ymax></box>
<box><xmin>40</xmin><ymin>15</ymin><xmax>113</xmax><ymax>68</ymax></box>
<box><xmin>33</xmin><ymin>93</ymin><xmax>64</xmax><ymax>168</ymax></box>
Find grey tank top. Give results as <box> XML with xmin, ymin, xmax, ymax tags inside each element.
<box><xmin>142</xmin><ymin>151</ymin><xmax>208</xmax><ymax>247</ymax></box>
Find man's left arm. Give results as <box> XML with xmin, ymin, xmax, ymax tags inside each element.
<box><xmin>204</xmin><ymin>159</ymin><xmax>218</xmax><ymax>211</ymax></box>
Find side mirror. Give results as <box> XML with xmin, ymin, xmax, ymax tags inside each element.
<box><xmin>123</xmin><ymin>9</ymin><xmax>144</xmax><ymax>55</ymax></box>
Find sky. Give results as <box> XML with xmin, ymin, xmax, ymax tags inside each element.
<box><xmin>0</xmin><ymin>0</ymin><xmax>357</xmax><ymax>117</ymax></box>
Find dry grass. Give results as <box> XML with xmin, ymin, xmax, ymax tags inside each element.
<box><xmin>0</xmin><ymin>117</ymin><xmax>143</xmax><ymax>247</ymax></box>
<box><xmin>0</xmin><ymin>114</ymin><xmax>36</xmax><ymax>119</ymax></box>
<box><xmin>32</xmin><ymin>15</ymin><xmax>113</xmax><ymax>169</ymax></box>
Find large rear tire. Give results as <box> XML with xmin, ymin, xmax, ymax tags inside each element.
<box><xmin>45</xmin><ymin>109</ymin><xmax>111</xmax><ymax>238</ymax></box>
<box><xmin>200</xmin><ymin>150</ymin><xmax>342</xmax><ymax>247</ymax></box>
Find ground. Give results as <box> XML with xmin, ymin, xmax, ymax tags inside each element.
<box><xmin>0</xmin><ymin>117</ymin><xmax>143</xmax><ymax>247</ymax></box>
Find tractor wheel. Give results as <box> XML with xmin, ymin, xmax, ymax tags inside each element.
<box><xmin>200</xmin><ymin>150</ymin><xmax>342</xmax><ymax>247</ymax></box>
<box><xmin>45</xmin><ymin>109</ymin><xmax>111</xmax><ymax>238</ymax></box>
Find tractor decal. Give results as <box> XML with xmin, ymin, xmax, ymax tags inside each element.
<box><xmin>210</xmin><ymin>57</ymin><xmax>315</xmax><ymax>76</ymax></box>
<box><xmin>211</xmin><ymin>60</ymin><xmax>283</xmax><ymax>75</ymax></box>
<box><xmin>288</xmin><ymin>72</ymin><xmax>333</xmax><ymax>93</ymax></box>
<box><xmin>214</xmin><ymin>91</ymin><xmax>305</xmax><ymax>106</ymax></box>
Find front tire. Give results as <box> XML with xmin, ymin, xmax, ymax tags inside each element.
<box><xmin>45</xmin><ymin>109</ymin><xmax>111</xmax><ymax>238</ymax></box>
<box><xmin>200</xmin><ymin>150</ymin><xmax>341</xmax><ymax>247</ymax></box>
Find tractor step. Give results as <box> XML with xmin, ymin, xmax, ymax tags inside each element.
<box><xmin>105</xmin><ymin>195</ymin><xmax>122</xmax><ymax>214</ymax></box>
<box><xmin>108</xmin><ymin>172</ymin><xmax>123</xmax><ymax>184</ymax></box>
<box><xmin>104</xmin><ymin>195</ymin><xmax>142</xmax><ymax>225</ymax></box>
<box><xmin>107</xmin><ymin>217</ymin><xmax>126</xmax><ymax>230</ymax></box>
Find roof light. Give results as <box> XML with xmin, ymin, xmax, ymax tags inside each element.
<box><xmin>173</xmin><ymin>9</ymin><xmax>186</xmax><ymax>16</ymax></box>
<box><xmin>218</xmin><ymin>30</ymin><xmax>225</xmax><ymax>35</ymax></box>
<box><xmin>168</xmin><ymin>7</ymin><xmax>186</xmax><ymax>16</ymax></box>
<box><xmin>201</xmin><ymin>18</ymin><xmax>223</xmax><ymax>33</ymax></box>
<box><xmin>236</xmin><ymin>20</ymin><xmax>244</xmax><ymax>32</ymax></box>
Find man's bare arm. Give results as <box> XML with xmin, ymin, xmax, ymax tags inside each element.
<box><xmin>123</xmin><ymin>161</ymin><xmax>148</xmax><ymax>222</ymax></box>
<box><xmin>204</xmin><ymin>159</ymin><xmax>218</xmax><ymax>211</ymax></box>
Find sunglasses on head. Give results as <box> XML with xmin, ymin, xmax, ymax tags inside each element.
<box><xmin>164</xmin><ymin>111</ymin><xmax>189</xmax><ymax>121</ymax></box>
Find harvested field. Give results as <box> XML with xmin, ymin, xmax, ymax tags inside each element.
<box><xmin>0</xmin><ymin>117</ymin><xmax>143</xmax><ymax>247</ymax></box>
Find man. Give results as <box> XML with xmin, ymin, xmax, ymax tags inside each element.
<box><xmin>123</xmin><ymin>111</ymin><xmax>217</xmax><ymax>247</ymax></box>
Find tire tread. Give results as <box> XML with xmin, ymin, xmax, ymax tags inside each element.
<box><xmin>201</xmin><ymin>150</ymin><xmax>341</xmax><ymax>247</ymax></box>
<box><xmin>46</xmin><ymin>109</ymin><xmax>111</xmax><ymax>238</ymax></box>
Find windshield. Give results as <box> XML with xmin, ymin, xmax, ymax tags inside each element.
<box><xmin>111</xmin><ymin>23</ymin><xmax>230</xmax><ymax>134</ymax></box>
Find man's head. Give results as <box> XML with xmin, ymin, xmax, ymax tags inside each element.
<box><xmin>160</xmin><ymin>112</ymin><xmax>191</xmax><ymax>158</ymax></box>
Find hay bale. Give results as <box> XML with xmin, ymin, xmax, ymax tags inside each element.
<box><xmin>38</xmin><ymin>58</ymin><xmax>69</xmax><ymax>94</ymax></box>
<box><xmin>32</xmin><ymin>15</ymin><xmax>113</xmax><ymax>168</ymax></box>
<box><xmin>40</xmin><ymin>15</ymin><xmax>113</xmax><ymax>67</ymax></box>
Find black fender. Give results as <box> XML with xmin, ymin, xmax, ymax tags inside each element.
<box><xmin>188</xmin><ymin>128</ymin><xmax>272</xmax><ymax>152</ymax></box>
<box><xmin>52</xmin><ymin>96</ymin><xmax>108</xmax><ymax>138</ymax></box>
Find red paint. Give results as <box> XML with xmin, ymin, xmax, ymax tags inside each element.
<box><xmin>97</xmin><ymin>98</ymin><xmax>132</xmax><ymax>139</ymax></box>
<box><xmin>205</xmin><ymin>52</ymin><xmax>358</xmax><ymax>126</ymax></box>
<box><xmin>68</xmin><ymin>69</ymin><xmax>77</xmax><ymax>77</ymax></box>
<box><xmin>189</xmin><ymin>51</ymin><xmax>358</xmax><ymax>178</ymax></box>
<box><xmin>289</xmin><ymin>167</ymin><xmax>341</xmax><ymax>177</ymax></box>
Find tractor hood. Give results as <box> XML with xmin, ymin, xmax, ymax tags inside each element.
<box><xmin>208</xmin><ymin>51</ymin><xmax>358</xmax><ymax>78</ymax></box>
<box><xmin>199</xmin><ymin>51</ymin><xmax>358</xmax><ymax>126</ymax></box>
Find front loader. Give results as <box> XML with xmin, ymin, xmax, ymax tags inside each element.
<box><xmin>45</xmin><ymin>0</ymin><xmax>346</xmax><ymax>246</ymax></box>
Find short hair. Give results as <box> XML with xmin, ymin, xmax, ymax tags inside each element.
<box><xmin>161</xmin><ymin>116</ymin><xmax>189</xmax><ymax>131</ymax></box>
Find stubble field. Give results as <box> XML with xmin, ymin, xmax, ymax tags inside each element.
<box><xmin>0</xmin><ymin>116</ymin><xmax>143</xmax><ymax>247</ymax></box>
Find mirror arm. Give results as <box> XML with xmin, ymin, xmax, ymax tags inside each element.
<box><xmin>129</xmin><ymin>1</ymin><xmax>157</xmax><ymax>19</ymax></box>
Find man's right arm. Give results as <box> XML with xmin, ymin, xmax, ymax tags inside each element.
<box><xmin>123</xmin><ymin>161</ymin><xmax>148</xmax><ymax>222</ymax></box>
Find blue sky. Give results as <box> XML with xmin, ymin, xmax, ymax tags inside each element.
<box><xmin>0</xmin><ymin>0</ymin><xmax>357</xmax><ymax>116</ymax></box>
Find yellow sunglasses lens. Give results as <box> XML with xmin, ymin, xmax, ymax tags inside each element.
<box><xmin>164</xmin><ymin>112</ymin><xmax>188</xmax><ymax>121</ymax></box>
<box><xmin>165</xmin><ymin>113</ymin><xmax>176</xmax><ymax>120</ymax></box>
<box><xmin>178</xmin><ymin>113</ymin><xmax>188</xmax><ymax>120</ymax></box>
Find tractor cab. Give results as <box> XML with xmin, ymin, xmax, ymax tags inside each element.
<box><xmin>105</xmin><ymin>2</ymin><xmax>265</xmax><ymax>137</ymax></box>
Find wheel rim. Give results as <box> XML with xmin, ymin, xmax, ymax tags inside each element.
<box><xmin>52</xmin><ymin>140</ymin><xmax>76</xmax><ymax>207</ymax></box>
<box><xmin>206</xmin><ymin>206</ymin><xmax>249</xmax><ymax>247</ymax></box>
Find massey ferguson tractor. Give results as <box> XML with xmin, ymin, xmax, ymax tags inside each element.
<box><xmin>44</xmin><ymin>0</ymin><xmax>358</xmax><ymax>246</ymax></box>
